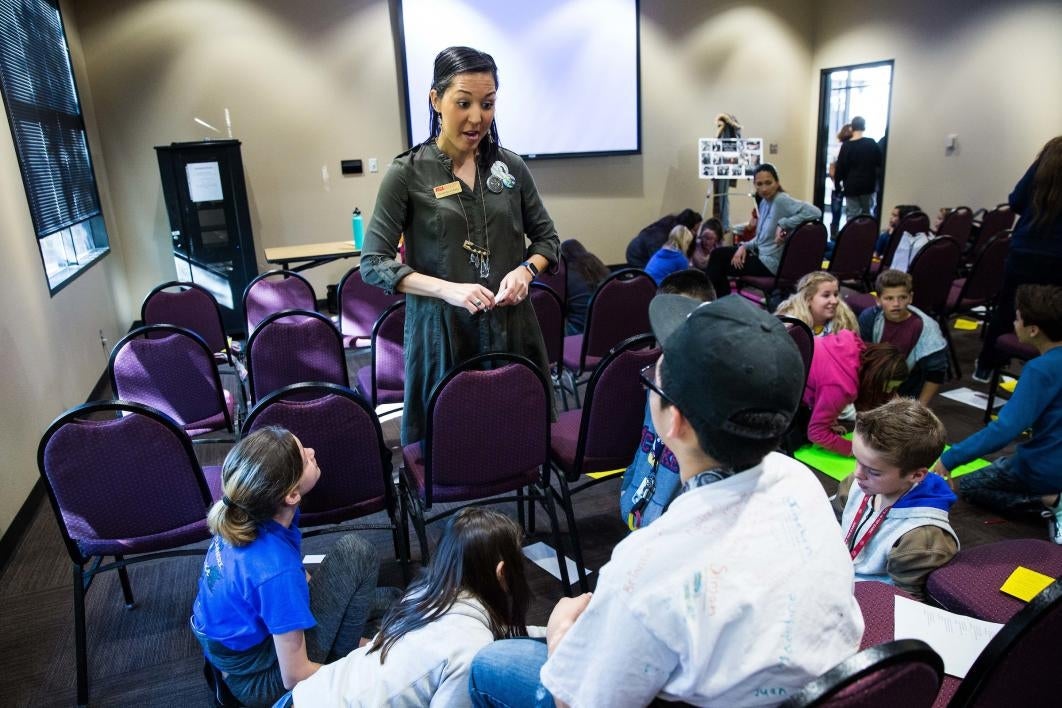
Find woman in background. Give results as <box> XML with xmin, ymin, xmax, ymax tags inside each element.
<box><xmin>561</xmin><ymin>239</ymin><xmax>610</xmax><ymax>335</ymax></box>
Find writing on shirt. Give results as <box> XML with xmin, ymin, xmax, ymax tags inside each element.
<box><xmin>639</xmin><ymin>426</ymin><xmax>679</xmax><ymax>473</ymax></box>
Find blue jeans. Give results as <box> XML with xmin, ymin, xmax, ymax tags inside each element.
<box><xmin>958</xmin><ymin>456</ymin><xmax>1046</xmax><ymax>515</ymax></box>
<box><xmin>469</xmin><ymin>638</ymin><xmax>555</xmax><ymax>708</ymax></box>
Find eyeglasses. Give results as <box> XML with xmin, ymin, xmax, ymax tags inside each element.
<box><xmin>640</xmin><ymin>364</ymin><xmax>677</xmax><ymax>407</ymax></box>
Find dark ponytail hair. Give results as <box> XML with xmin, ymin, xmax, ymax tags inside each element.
<box><xmin>855</xmin><ymin>343</ymin><xmax>909</xmax><ymax>411</ymax></box>
<box><xmin>368</xmin><ymin>508</ymin><xmax>529</xmax><ymax>662</ymax></box>
<box><xmin>427</xmin><ymin>46</ymin><xmax>501</xmax><ymax>167</ymax></box>
<box><xmin>754</xmin><ymin>163</ymin><xmax>785</xmax><ymax>194</ymax></box>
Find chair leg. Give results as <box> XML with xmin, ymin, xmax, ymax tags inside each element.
<box><xmin>553</xmin><ymin>473</ymin><xmax>589</xmax><ymax>593</ymax></box>
<box><xmin>516</xmin><ymin>486</ymin><xmax>526</xmax><ymax>532</ymax></box>
<box><xmin>538</xmin><ymin>483</ymin><xmax>574</xmax><ymax>597</ymax></box>
<box><xmin>984</xmin><ymin>366</ymin><xmax>1003</xmax><ymax>424</ymax></box>
<box><xmin>115</xmin><ymin>556</ymin><xmax>136</xmax><ymax>608</ymax></box>
<box><xmin>406</xmin><ymin>492</ymin><xmax>430</xmax><ymax>566</ymax></box>
<box><xmin>73</xmin><ymin>563</ymin><xmax>89</xmax><ymax>707</ymax></box>
<box><xmin>940</xmin><ymin>316</ymin><xmax>962</xmax><ymax>380</ymax></box>
<box><xmin>390</xmin><ymin>507</ymin><xmax>411</xmax><ymax>584</ymax></box>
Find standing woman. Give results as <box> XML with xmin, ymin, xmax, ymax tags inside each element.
<box><xmin>974</xmin><ymin>136</ymin><xmax>1062</xmax><ymax>381</ymax></box>
<box><xmin>706</xmin><ymin>163</ymin><xmax>821</xmax><ymax>299</ymax></box>
<box><xmin>361</xmin><ymin>47</ymin><xmax>559</xmax><ymax>445</ymax></box>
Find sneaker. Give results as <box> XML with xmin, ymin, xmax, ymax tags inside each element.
<box><xmin>1043</xmin><ymin>497</ymin><xmax>1062</xmax><ymax>545</ymax></box>
<box><xmin>971</xmin><ymin>360</ymin><xmax>992</xmax><ymax>384</ymax></box>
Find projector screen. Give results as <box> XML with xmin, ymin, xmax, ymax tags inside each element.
<box><xmin>397</xmin><ymin>0</ymin><xmax>640</xmax><ymax>159</ymax></box>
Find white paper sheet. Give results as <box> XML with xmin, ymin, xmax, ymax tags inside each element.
<box><xmin>893</xmin><ymin>595</ymin><xmax>1003</xmax><ymax>678</ymax></box>
<box><xmin>302</xmin><ymin>554</ymin><xmax>326</xmax><ymax>564</ymax></box>
<box><xmin>940</xmin><ymin>387</ymin><xmax>1004</xmax><ymax>410</ymax></box>
<box><xmin>186</xmin><ymin>161</ymin><xmax>224</xmax><ymax>202</ymax></box>
<box><xmin>523</xmin><ymin>541</ymin><xmax>585</xmax><ymax>586</ymax></box>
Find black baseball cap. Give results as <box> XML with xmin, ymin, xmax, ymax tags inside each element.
<box><xmin>649</xmin><ymin>294</ymin><xmax>803</xmax><ymax>443</ymax></box>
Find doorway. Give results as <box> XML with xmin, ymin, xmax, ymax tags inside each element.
<box><xmin>813</xmin><ymin>60</ymin><xmax>893</xmax><ymax>237</ymax></box>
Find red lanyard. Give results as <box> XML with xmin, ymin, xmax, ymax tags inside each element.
<box><xmin>844</xmin><ymin>494</ymin><xmax>893</xmax><ymax>560</ymax></box>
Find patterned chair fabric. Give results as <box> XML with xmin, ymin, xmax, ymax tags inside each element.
<box><xmin>243</xmin><ymin>270</ymin><xmax>316</xmax><ymax>333</ymax></box>
<box><xmin>141</xmin><ymin>280</ymin><xmax>231</xmax><ymax>363</ymax></box>
<box><xmin>338</xmin><ymin>265</ymin><xmax>403</xmax><ymax>348</ymax></box>
<box><xmin>246</xmin><ymin>309</ymin><xmax>348</xmax><ymax>404</ymax></box>
<box><xmin>828</xmin><ymin>216</ymin><xmax>878</xmax><ymax>285</ymax></box>
<box><xmin>354</xmin><ymin>301</ymin><xmax>405</xmax><ymax>408</ymax></box>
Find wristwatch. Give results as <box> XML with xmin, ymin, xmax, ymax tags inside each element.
<box><xmin>520</xmin><ymin>260</ymin><xmax>539</xmax><ymax>277</ymax></box>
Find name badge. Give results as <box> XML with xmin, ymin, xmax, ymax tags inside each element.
<box><xmin>433</xmin><ymin>181</ymin><xmax>462</xmax><ymax>199</ymax></box>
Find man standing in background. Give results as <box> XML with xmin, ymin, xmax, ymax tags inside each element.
<box><xmin>836</xmin><ymin>116</ymin><xmax>882</xmax><ymax>220</ymax></box>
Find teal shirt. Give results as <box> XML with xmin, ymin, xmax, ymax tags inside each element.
<box><xmin>361</xmin><ymin>143</ymin><xmax>559</xmax><ymax>444</ymax></box>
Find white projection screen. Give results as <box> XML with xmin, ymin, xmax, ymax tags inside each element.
<box><xmin>397</xmin><ymin>0</ymin><xmax>640</xmax><ymax>159</ymax></box>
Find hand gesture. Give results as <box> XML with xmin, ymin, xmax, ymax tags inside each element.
<box><xmin>730</xmin><ymin>245</ymin><xmax>747</xmax><ymax>270</ymax></box>
<box><xmin>546</xmin><ymin>592</ymin><xmax>593</xmax><ymax>655</ymax></box>
<box><xmin>495</xmin><ymin>265</ymin><xmax>534</xmax><ymax>307</ymax></box>
<box><xmin>443</xmin><ymin>282</ymin><xmax>496</xmax><ymax>314</ymax></box>
<box><xmin>774</xmin><ymin>226</ymin><xmax>787</xmax><ymax>245</ymax></box>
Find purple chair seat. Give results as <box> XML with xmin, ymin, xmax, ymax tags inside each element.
<box><xmin>854</xmin><ymin>581</ymin><xmax>916</xmax><ymax>650</ymax></box>
<box><xmin>355</xmin><ymin>366</ymin><xmax>403</xmax><ymax>406</ymax></box>
<box><xmin>997</xmin><ymin>332</ymin><xmax>1037</xmax><ymax>360</ymax></box>
<box><xmin>843</xmin><ymin>288</ymin><xmax>876</xmax><ymax>315</ymax></box>
<box><xmin>550</xmin><ymin>409</ymin><xmax>630</xmax><ymax>477</ymax></box>
<box><xmin>184</xmin><ymin>390</ymin><xmax>236</xmax><ymax>437</ymax></box>
<box><xmin>561</xmin><ymin>334</ymin><xmax>602</xmax><ymax>372</ymax></box>
<box><xmin>402</xmin><ymin>442</ymin><xmax>540</xmax><ymax>503</ymax></box>
<box><xmin>926</xmin><ymin>539</ymin><xmax>1062</xmax><ymax>624</ymax></box>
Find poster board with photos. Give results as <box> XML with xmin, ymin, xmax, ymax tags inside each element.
<box><xmin>698</xmin><ymin>138</ymin><xmax>763</xmax><ymax>180</ymax></box>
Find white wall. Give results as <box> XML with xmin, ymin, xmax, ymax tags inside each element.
<box><xmin>810</xmin><ymin>0</ymin><xmax>1062</xmax><ymax>215</ymax></box>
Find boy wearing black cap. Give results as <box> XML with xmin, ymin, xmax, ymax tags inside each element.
<box><xmin>469</xmin><ymin>295</ymin><xmax>863</xmax><ymax>708</ymax></box>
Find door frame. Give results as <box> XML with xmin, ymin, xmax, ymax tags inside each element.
<box><xmin>812</xmin><ymin>59</ymin><xmax>894</xmax><ymax>220</ymax></box>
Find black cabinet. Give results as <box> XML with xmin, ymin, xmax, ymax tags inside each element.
<box><xmin>155</xmin><ymin>140</ymin><xmax>258</xmax><ymax>334</ymax></box>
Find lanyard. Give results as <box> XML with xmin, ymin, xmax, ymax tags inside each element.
<box><xmin>843</xmin><ymin>494</ymin><xmax>894</xmax><ymax>560</ymax></box>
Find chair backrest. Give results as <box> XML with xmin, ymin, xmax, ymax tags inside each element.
<box><xmin>778</xmin><ymin>316</ymin><xmax>815</xmax><ymax>391</ymax></box>
<box><xmin>243</xmin><ymin>383</ymin><xmax>394</xmax><ymax>527</ymax></box>
<box><xmin>338</xmin><ymin>265</ymin><xmax>404</xmax><ymax>347</ymax></box>
<box><xmin>949</xmin><ymin>578</ymin><xmax>1062</xmax><ymax>707</ymax></box>
<box><xmin>580</xmin><ymin>268</ymin><xmax>656</xmax><ymax>362</ymax></box>
<box><xmin>882</xmin><ymin>211</ymin><xmax>930</xmax><ymax>268</ymax></box>
<box><xmin>828</xmin><ymin>216</ymin><xmax>878</xmax><ymax>283</ymax></box>
<box><xmin>243</xmin><ymin>270</ymin><xmax>316</xmax><ymax>333</ymax></box>
<box><xmin>369</xmin><ymin>301</ymin><xmax>406</xmax><ymax>407</ymax></box>
<box><xmin>936</xmin><ymin>206</ymin><xmax>974</xmax><ymax>250</ymax></box>
<box><xmin>569</xmin><ymin>334</ymin><xmax>660</xmax><ymax>479</ymax></box>
<box><xmin>971</xmin><ymin>205</ymin><xmax>1016</xmax><ymax>256</ymax></box>
<box><xmin>535</xmin><ymin>254</ymin><xmax>567</xmax><ymax>308</ymax></box>
<box><xmin>955</xmin><ymin>232</ymin><xmax>1011</xmax><ymax>306</ymax></box>
<box><xmin>246</xmin><ymin>309</ymin><xmax>349</xmax><ymax>404</ymax></box>
<box><xmin>530</xmin><ymin>282</ymin><xmax>564</xmax><ymax>368</ymax></box>
<box><xmin>781</xmin><ymin>639</ymin><xmax>944</xmax><ymax>708</ymax></box>
<box><xmin>423</xmin><ymin>353</ymin><xmax>550</xmax><ymax>506</ymax></box>
<box><xmin>108</xmin><ymin>324</ymin><xmax>233</xmax><ymax>436</ymax></box>
<box><xmin>37</xmin><ymin>401</ymin><xmax>213</xmax><ymax>563</ymax></box>
<box><xmin>908</xmin><ymin>236</ymin><xmax>962</xmax><ymax>315</ymax></box>
<box><xmin>776</xmin><ymin>220</ymin><xmax>828</xmax><ymax>285</ymax></box>
<box><xmin>141</xmin><ymin>281</ymin><xmax>231</xmax><ymax>363</ymax></box>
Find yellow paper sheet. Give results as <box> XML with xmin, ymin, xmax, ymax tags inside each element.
<box><xmin>585</xmin><ymin>468</ymin><xmax>624</xmax><ymax>480</ymax></box>
<box><xmin>1000</xmin><ymin>566</ymin><xmax>1054</xmax><ymax>602</ymax></box>
<box><xmin>999</xmin><ymin>376</ymin><xmax>1017</xmax><ymax>393</ymax></box>
<box><xmin>953</xmin><ymin>318</ymin><xmax>980</xmax><ymax>331</ymax></box>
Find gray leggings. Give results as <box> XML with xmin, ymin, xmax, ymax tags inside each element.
<box><xmin>199</xmin><ymin>534</ymin><xmax>380</xmax><ymax>707</ymax></box>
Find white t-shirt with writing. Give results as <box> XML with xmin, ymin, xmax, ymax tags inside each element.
<box><xmin>541</xmin><ymin>452</ymin><xmax>863</xmax><ymax>707</ymax></box>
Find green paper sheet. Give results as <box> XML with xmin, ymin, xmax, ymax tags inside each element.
<box><xmin>793</xmin><ymin>434</ymin><xmax>991</xmax><ymax>481</ymax></box>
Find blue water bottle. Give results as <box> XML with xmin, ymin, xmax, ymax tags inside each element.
<box><xmin>352</xmin><ymin>208</ymin><xmax>364</xmax><ymax>249</ymax></box>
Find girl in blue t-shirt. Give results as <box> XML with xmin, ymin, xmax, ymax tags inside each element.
<box><xmin>191</xmin><ymin>427</ymin><xmax>382</xmax><ymax>707</ymax></box>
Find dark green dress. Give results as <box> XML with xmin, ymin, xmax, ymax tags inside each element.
<box><xmin>361</xmin><ymin>142</ymin><xmax>560</xmax><ymax>445</ymax></box>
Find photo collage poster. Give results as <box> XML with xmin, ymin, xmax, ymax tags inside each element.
<box><xmin>698</xmin><ymin>138</ymin><xmax>763</xmax><ymax>180</ymax></box>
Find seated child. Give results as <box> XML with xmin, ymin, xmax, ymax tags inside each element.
<box><xmin>836</xmin><ymin>399</ymin><xmax>958</xmax><ymax>600</ymax></box>
<box><xmin>800</xmin><ymin>330</ymin><xmax>908</xmax><ymax>455</ymax></box>
<box><xmin>620</xmin><ymin>270</ymin><xmax>715</xmax><ymax>529</ymax></box>
<box><xmin>291</xmin><ymin>508</ymin><xmax>533</xmax><ymax>707</ymax></box>
<box><xmin>875</xmin><ymin>204</ymin><xmax>923</xmax><ymax>257</ymax></box>
<box><xmin>858</xmin><ymin>269</ymin><xmax>949</xmax><ymax>405</ymax></box>
<box><xmin>933</xmin><ymin>284</ymin><xmax>1062</xmax><ymax>544</ymax></box>
<box><xmin>644</xmin><ymin>224</ymin><xmax>694</xmax><ymax>285</ymax></box>
<box><xmin>191</xmin><ymin>427</ymin><xmax>383</xmax><ymax>707</ymax></box>
<box><xmin>775</xmin><ymin>271</ymin><xmax>859</xmax><ymax>335</ymax></box>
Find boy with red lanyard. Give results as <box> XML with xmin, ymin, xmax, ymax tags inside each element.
<box><xmin>837</xmin><ymin>398</ymin><xmax>958</xmax><ymax>601</ymax></box>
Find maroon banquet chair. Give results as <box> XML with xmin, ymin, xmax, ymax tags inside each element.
<box><xmin>242</xmin><ymin>382</ymin><xmax>407</xmax><ymax>572</ymax></box>
<box><xmin>934</xmin><ymin>206</ymin><xmax>974</xmax><ymax>252</ymax></box>
<box><xmin>737</xmin><ymin>219</ymin><xmax>827</xmax><ymax>308</ymax></box>
<box><xmin>967</xmin><ymin>205</ymin><xmax>1015</xmax><ymax>261</ymax></box>
<box><xmin>338</xmin><ymin>265</ymin><xmax>404</xmax><ymax>348</ymax></box>
<box><xmin>827</xmin><ymin>215</ymin><xmax>878</xmax><ymax>288</ymax></box>
<box><xmin>982</xmin><ymin>333</ymin><xmax>1039</xmax><ymax>423</ymax></box>
<box><xmin>37</xmin><ymin>401</ymin><xmax>220</xmax><ymax>706</ymax></box>
<box><xmin>108</xmin><ymin>324</ymin><xmax>235</xmax><ymax>441</ymax></box>
<box><xmin>546</xmin><ymin>333</ymin><xmax>660</xmax><ymax>591</ymax></box>
<box><xmin>400</xmin><ymin>353</ymin><xmax>574</xmax><ymax>592</ymax></box>
<box><xmin>908</xmin><ymin>236</ymin><xmax>963</xmax><ymax>318</ymax></box>
<box><xmin>941</xmin><ymin>577</ymin><xmax>1062</xmax><ymax>707</ymax></box>
<box><xmin>926</xmin><ymin>539</ymin><xmax>1062</xmax><ymax>625</ymax></box>
<box><xmin>141</xmin><ymin>280</ymin><xmax>233</xmax><ymax>365</ymax></box>
<box><xmin>872</xmin><ymin>210</ymin><xmax>930</xmax><ymax>278</ymax></box>
<box><xmin>781</xmin><ymin>639</ymin><xmax>944</xmax><ymax>708</ymax></box>
<box><xmin>534</xmin><ymin>253</ymin><xmax>567</xmax><ymax>309</ymax></box>
<box><xmin>854</xmin><ymin>581</ymin><xmax>916</xmax><ymax>650</ymax></box>
<box><xmin>242</xmin><ymin>269</ymin><xmax>316</xmax><ymax>334</ymax></box>
<box><xmin>354</xmin><ymin>301</ymin><xmax>406</xmax><ymax>408</ymax></box>
<box><xmin>529</xmin><ymin>282</ymin><xmax>568</xmax><ymax>409</ymax></box>
<box><xmin>245</xmin><ymin>309</ymin><xmax>349</xmax><ymax>404</ymax></box>
<box><xmin>941</xmin><ymin>233</ymin><xmax>1011</xmax><ymax>377</ymax></box>
<box><xmin>561</xmin><ymin>268</ymin><xmax>655</xmax><ymax>403</ymax></box>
